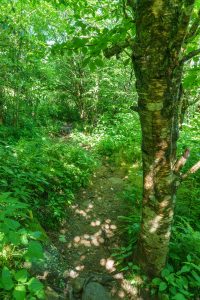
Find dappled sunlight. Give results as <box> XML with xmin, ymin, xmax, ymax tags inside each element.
<box><xmin>113</xmin><ymin>273</ymin><xmax>124</xmax><ymax>280</ymax></box>
<box><xmin>121</xmin><ymin>279</ymin><xmax>140</xmax><ymax>298</ymax></box>
<box><xmin>91</xmin><ymin>220</ymin><xmax>101</xmax><ymax>226</ymax></box>
<box><xmin>56</xmin><ymin>161</ymin><xmax>138</xmax><ymax>299</ymax></box>
<box><xmin>100</xmin><ymin>258</ymin><xmax>116</xmax><ymax>272</ymax></box>
<box><xmin>159</xmin><ymin>196</ymin><xmax>170</xmax><ymax>208</ymax></box>
<box><xmin>144</xmin><ymin>170</ymin><xmax>154</xmax><ymax>190</ymax></box>
<box><xmin>75</xmin><ymin>265</ymin><xmax>85</xmax><ymax>271</ymax></box>
<box><xmin>118</xmin><ymin>289</ymin><xmax>126</xmax><ymax>298</ymax></box>
<box><xmin>68</xmin><ymin>269</ymin><xmax>79</xmax><ymax>278</ymax></box>
<box><xmin>64</xmin><ymin>264</ymin><xmax>85</xmax><ymax>279</ymax></box>
<box><xmin>71</xmin><ymin>203</ymin><xmax>94</xmax><ymax>219</ymax></box>
<box><xmin>149</xmin><ymin>215</ymin><xmax>163</xmax><ymax>233</ymax></box>
<box><xmin>67</xmin><ymin>218</ymin><xmax>118</xmax><ymax>250</ymax></box>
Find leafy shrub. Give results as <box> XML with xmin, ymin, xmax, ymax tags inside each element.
<box><xmin>94</xmin><ymin>112</ymin><xmax>141</xmax><ymax>164</ymax></box>
<box><xmin>170</xmin><ymin>217</ymin><xmax>200</xmax><ymax>265</ymax></box>
<box><xmin>150</xmin><ymin>217</ymin><xmax>200</xmax><ymax>299</ymax></box>
<box><xmin>151</xmin><ymin>258</ymin><xmax>200</xmax><ymax>300</ymax></box>
<box><xmin>0</xmin><ymin>193</ymin><xmax>44</xmax><ymax>299</ymax></box>
<box><xmin>0</xmin><ymin>137</ymin><xmax>97</xmax><ymax>227</ymax></box>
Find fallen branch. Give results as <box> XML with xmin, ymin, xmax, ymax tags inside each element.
<box><xmin>181</xmin><ymin>161</ymin><xmax>200</xmax><ymax>180</ymax></box>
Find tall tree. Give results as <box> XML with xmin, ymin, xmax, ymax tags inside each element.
<box><xmin>106</xmin><ymin>0</ymin><xmax>200</xmax><ymax>276</ymax></box>
<box><xmin>130</xmin><ymin>0</ymin><xmax>200</xmax><ymax>276</ymax></box>
<box><xmin>53</xmin><ymin>0</ymin><xmax>200</xmax><ymax>277</ymax></box>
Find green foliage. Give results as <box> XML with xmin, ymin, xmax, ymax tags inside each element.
<box><xmin>0</xmin><ymin>193</ymin><xmax>44</xmax><ymax>300</ymax></box>
<box><xmin>110</xmin><ymin>111</ymin><xmax>200</xmax><ymax>298</ymax></box>
<box><xmin>151</xmin><ymin>258</ymin><xmax>200</xmax><ymax>299</ymax></box>
<box><xmin>0</xmin><ymin>136</ymin><xmax>97</xmax><ymax>227</ymax></box>
<box><xmin>170</xmin><ymin>217</ymin><xmax>200</xmax><ymax>265</ymax></box>
<box><xmin>112</xmin><ymin>214</ymin><xmax>140</xmax><ymax>267</ymax></box>
<box><xmin>149</xmin><ymin>216</ymin><xmax>200</xmax><ymax>298</ymax></box>
<box><xmin>94</xmin><ymin>112</ymin><xmax>141</xmax><ymax>164</ymax></box>
<box><xmin>0</xmin><ymin>0</ymin><xmax>200</xmax><ymax>298</ymax></box>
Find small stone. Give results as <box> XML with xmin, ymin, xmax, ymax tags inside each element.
<box><xmin>82</xmin><ymin>282</ymin><xmax>111</xmax><ymax>300</ymax></box>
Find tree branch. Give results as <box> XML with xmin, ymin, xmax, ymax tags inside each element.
<box><xmin>181</xmin><ymin>161</ymin><xmax>200</xmax><ymax>179</ymax></box>
<box><xmin>180</xmin><ymin>48</ymin><xmax>200</xmax><ymax>64</ymax></box>
<box><xmin>103</xmin><ymin>39</ymin><xmax>132</xmax><ymax>59</ymax></box>
<box><xmin>174</xmin><ymin>148</ymin><xmax>190</xmax><ymax>173</ymax></box>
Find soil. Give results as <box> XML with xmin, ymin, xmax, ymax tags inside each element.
<box><xmin>49</xmin><ymin>161</ymin><xmax>142</xmax><ymax>300</ymax></box>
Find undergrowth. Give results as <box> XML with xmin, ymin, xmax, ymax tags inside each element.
<box><xmin>0</xmin><ymin>111</ymin><xmax>199</xmax><ymax>299</ymax></box>
<box><xmin>0</xmin><ymin>193</ymin><xmax>45</xmax><ymax>300</ymax></box>
<box><xmin>0</xmin><ymin>134</ymin><xmax>97</xmax><ymax>228</ymax></box>
<box><xmin>0</xmin><ymin>125</ymin><xmax>97</xmax><ymax>299</ymax></box>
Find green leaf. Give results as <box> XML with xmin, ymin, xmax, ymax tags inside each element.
<box><xmin>179</xmin><ymin>265</ymin><xmax>191</xmax><ymax>274</ymax></box>
<box><xmin>159</xmin><ymin>282</ymin><xmax>167</xmax><ymax>292</ymax></box>
<box><xmin>172</xmin><ymin>293</ymin><xmax>187</xmax><ymax>300</ymax></box>
<box><xmin>152</xmin><ymin>278</ymin><xmax>161</xmax><ymax>285</ymax></box>
<box><xmin>28</xmin><ymin>231</ymin><xmax>42</xmax><ymax>240</ymax></box>
<box><xmin>9</xmin><ymin>231</ymin><xmax>21</xmax><ymax>245</ymax></box>
<box><xmin>28</xmin><ymin>277</ymin><xmax>43</xmax><ymax>292</ymax></box>
<box><xmin>191</xmin><ymin>270</ymin><xmax>200</xmax><ymax>285</ymax></box>
<box><xmin>26</xmin><ymin>241</ymin><xmax>43</xmax><ymax>261</ymax></box>
<box><xmin>1</xmin><ymin>266</ymin><xmax>14</xmax><ymax>290</ymax></box>
<box><xmin>0</xmin><ymin>232</ymin><xmax>5</xmax><ymax>241</ymax></box>
<box><xmin>95</xmin><ymin>58</ymin><xmax>104</xmax><ymax>67</ymax></box>
<box><xmin>169</xmin><ymin>286</ymin><xmax>177</xmax><ymax>295</ymax></box>
<box><xmin>186</xmin><ymin>254</ymin><xmax>192</xmax><ymax>262</ymax></box>
<box><xmin>89</xmin><ymin>61</ymin><xmax>97</xmax><ymax>72</ymax></box>
<box><xmin>21</xmin><ymin>233</ymin><xmax>28</xmax><ymax>245</ymax></box>
<box><xmin>5</xmin><ymin>218</ymin><xmax>21</xmax><ymax>230</ymax></box>
<box><xmin>28</xmin><ymin>278</ymin><xmax>44</xmax><ymax>299</ymax></box>
<box><xmin>124</xmin><ymin>58</ymin><xmax>130</xmax><ymax>66</ymax></box>
<box><xmin>59</xmin><ymin>234</ymin><xmax>66</xmax><ymax>242</ymax></box>
<box><xmin>161</xmin><ymin>268</ymin><xmax>171</xmax><ymax>278</ymax></box>
<box><xmin>165</xmin><ymin>273</ymin><xmax>175</xmax><ymax>284</ymax></box>
<box><xmin>13</xmin><ymin>285</ymin><xmax>26</xmax><ymax>300</ymax></box>
<box><xmin>14</xmin><ymin>269</ymin><xmax>28</xmax><ymax>283</ymax></box>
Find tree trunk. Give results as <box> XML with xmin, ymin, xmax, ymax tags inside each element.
<box><xmin>132</xmin><ymin>0</ymin><xmax>194</xmax><ymax>277</ymax></box>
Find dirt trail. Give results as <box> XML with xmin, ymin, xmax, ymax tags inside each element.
<box><xmin>52</xmin><ymin>162</ymin><xmax>140</xmax><ymax>299</ymax></box>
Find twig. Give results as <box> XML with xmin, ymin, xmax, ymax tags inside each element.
<box><xmin>181</xmin><ymin>161</ymin><xmax>200</xmax><ymax>179</ymax></box>
<box><xmin>174</xmin><ymin>148</ymin><xmax>190</xmax><ymax>173</ymax></box>
<box><xmin>180</xmin><ymin>48</ymin><xmax>200</xmax><ymax>64</ymax></box>
<box><xmin>103</xmin><ymin>40</ymin><xmax>131</xmax><ymax>59</ymax></box>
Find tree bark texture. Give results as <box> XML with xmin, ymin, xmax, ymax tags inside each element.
<box><xmin>132</xmin><ymin>0</ymin><xmax>195</xmax><ymax>277</ymax></box>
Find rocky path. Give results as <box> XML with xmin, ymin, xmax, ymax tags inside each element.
<box><xmin>50</xmin><ymin>162</ymin><xmax>141</xmax><ymax>299</ymax></box>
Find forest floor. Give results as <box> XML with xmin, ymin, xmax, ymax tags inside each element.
<box><xmin>50</xmin><ymin>159</ymin><xmax>142</xmax><ymax>299</ymax></box>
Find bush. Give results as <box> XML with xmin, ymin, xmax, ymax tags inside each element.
<box><xmin>0</xmin><ymin>136</ymin><xmax>97</xmax><ymax>227</ymax></box>
<box><xmin>94</xmin><ymin>112</ymin><xmax>141</xmax><ymax>164</ymax></box>
<box><xmin>0</xmin><ymin>193</ymin><xmax>44</xmax><ymax>299</ymax></box>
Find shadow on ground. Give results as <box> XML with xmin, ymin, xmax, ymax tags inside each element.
<box><xmin>49</xmin><ymin>162</ymin><xmax>142</xmax><ymax>299</ymax></box>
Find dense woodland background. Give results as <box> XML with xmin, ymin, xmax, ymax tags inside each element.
<box><xmin>0</xmin><ymin>1</ymin><xmax>200</xmax><ymax>299</ymax></box>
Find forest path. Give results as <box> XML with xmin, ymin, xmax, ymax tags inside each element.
<box><xmin>52</xmin><ymin>161</ymin><xmax>140</xmax><ymax>299</ymax></box>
